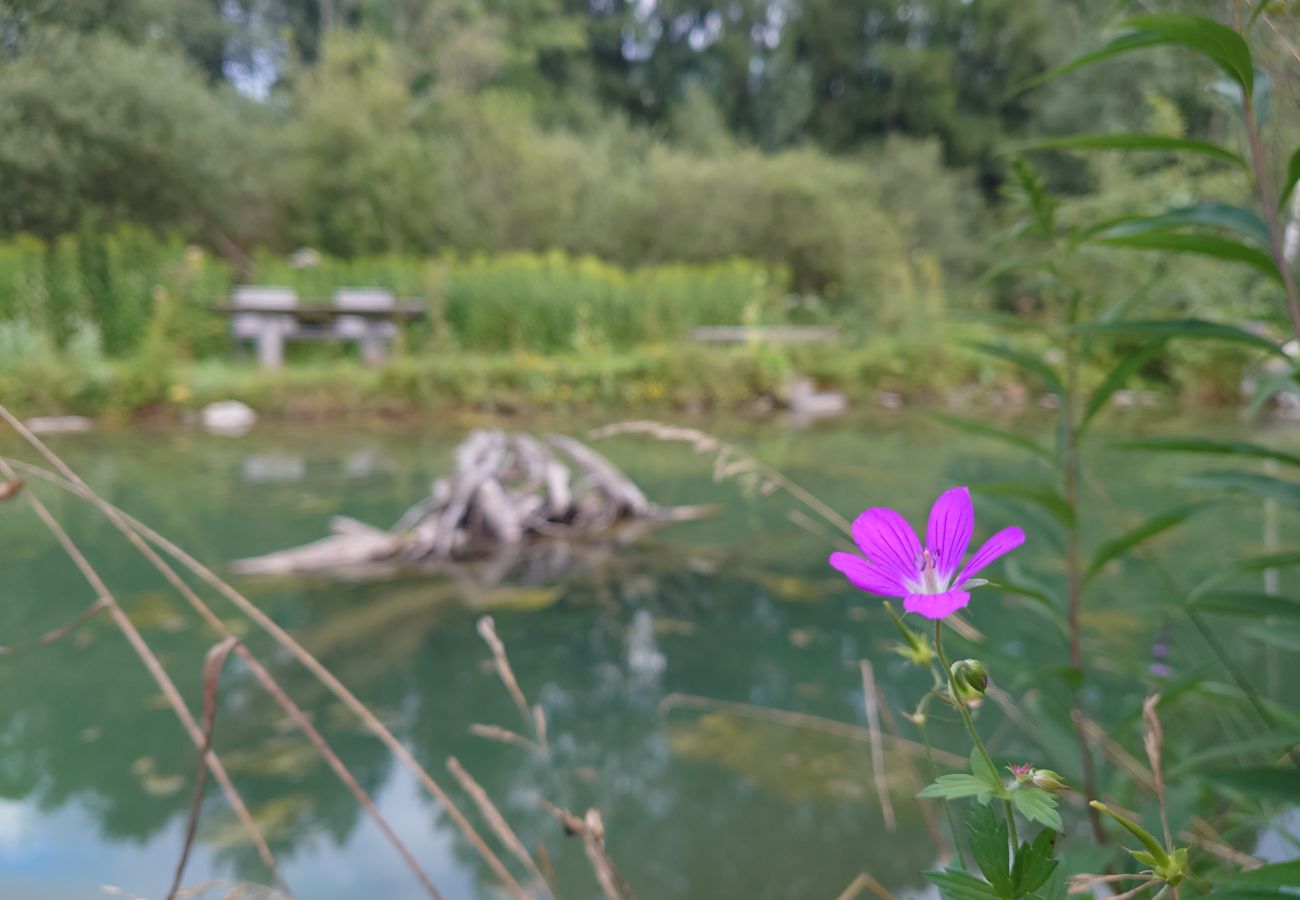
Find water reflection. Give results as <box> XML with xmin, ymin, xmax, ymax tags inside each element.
<box><xmin>0</xmin><ymin>415</ymin><xmax>1292</xmax><ymax>898</ymax></box>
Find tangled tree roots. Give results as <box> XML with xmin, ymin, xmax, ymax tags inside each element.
<box><xmin>233</xmin><ymin>430</ymin><xmax>711</xmax><ymax>578</ymax></box>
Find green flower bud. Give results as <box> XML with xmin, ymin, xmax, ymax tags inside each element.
<box><xmin>950</xmin><ymin>659</ymin><xmax>989</xmax><ymax>697</ymax></box>
<box><xmin>1030</xmin><ymin>768</ymin><xmax>1068</xmax><ymax>792</ymax></box>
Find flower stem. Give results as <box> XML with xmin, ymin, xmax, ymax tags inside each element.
<box><xmin>933</xmin><ymin>619</ymin><xmax>997</xmax><ymax>777</ymax></box>
<box><xmin>1004</xmin><ymin>799</ymin><xmax>1020</xmax><ymax>849</ymax></box>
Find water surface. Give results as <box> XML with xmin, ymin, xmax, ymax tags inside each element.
<box><xmin>0</xmin><ymin>411</ymin><xmax>1294</xmax><ymax>898</ymax></box>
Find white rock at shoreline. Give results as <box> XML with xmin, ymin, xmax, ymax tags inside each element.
<box><xmin>26</xmin><ymin>416</ymin><xmax>94</xmax><ymax>434</ymax></box>
<box><xmin>200</xmin><ymin>401</ymin><xmax>257</xmax><ymax>436</ymax></box>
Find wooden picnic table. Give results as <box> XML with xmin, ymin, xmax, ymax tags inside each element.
<box><xmin>213</xmin><ymin>298</ymin><xmax>426</xmax><ymax>368</ymax></box>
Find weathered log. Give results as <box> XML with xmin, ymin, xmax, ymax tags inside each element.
<box><xmin>233</xmin><ymin>429</ymin><xmax>712</xmax><ymax>579</ymax></box>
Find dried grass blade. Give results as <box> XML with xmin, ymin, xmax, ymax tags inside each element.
<box><xmin>447</xmin><ymin>757</ymin><xmax>549</xmax><ymax>895</ymax></box>
<box><xmin>859</xmin><ymin>660</ymin><xmax>895</xmax><ymax>831</ymax></box>
<box><xmin>0</xmin><ymin>451</ymin><xmax>524</xmax><ymax>900</ymax></box>
<box><xmin>170</xmin><ymin>637</ymin><xmax>240</xmax><ymax>899</ymax></box>
<box><xmin>0</xmin><ymin>596</ymin><xmax>110</xmax><ymax>654</ymax></box>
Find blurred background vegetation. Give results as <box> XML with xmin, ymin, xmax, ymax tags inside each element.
<box><xmin>0</xmin><ymin>0</ymin><xmax>1296</xmax><ymax>416</ymax></box>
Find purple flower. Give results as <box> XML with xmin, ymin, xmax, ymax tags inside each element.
<box><xmin>829</xmin><ymin>486</ymin><xmax>1024</xmax><ymax>620</ymax></box>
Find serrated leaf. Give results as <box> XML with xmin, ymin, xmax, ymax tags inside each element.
<box><xmin>1205</xmin><ymin>766</ymin><xmax>1300</xmax><ymax>798</ymax></box>
<box><xmin>930</xmin><ymin>413</ymin><xmax>1055</xmax><ymax>464</ymax></box>
<box><xmin>1008</xmin><ymin>134</ymin><xmax>1246</xmax><ymax>168</ymax></box>
<box><xmin>927</xmin><ymin>869</ymin><xmax>1009</xmax><ymax>900</ymax></box>
<box><xmin>1189</xmin><ymin>591</ymin><xmax>1300</xmax><ymax>621</ymax></box>
<box><xmin>1117</xmin><ymin>436</ymin><xmax>1300</xmax><ymax>468</ymax></box>
<box><xmin>971</xmin><ymin>748</ymin><xmax>1002</xmax><ymax>789</ymax></box>
<box><xmin>1083</xmin><ymin>503</ymin><xmax>1209</xmax><ymax>585</ymax></box>
<box><xmin>968</xmin><ymin>805</ymin><xmax>1013</xmax><ymax>897</ymax></box>
<box><xmin>1011</xmin><ymin>829</ymin><xmax>1059</xmax><ymax>898</ymax></box>
<box><xmin>1182</xmin><ymin>469</ymin><xmax>1300</xmax><ymax>508</ymax></box>
<box><xmin>1074</xmin><ymin>319</ymin><xmax>1284</xmax><ymax>358</ymax></box>
<box><xmin>971</xmin><ymin>482</ymin><xmax>1074</xmax><ymax>528</ymax></box>
<box><xmin>1218</xmin><ymin>859</ymin><xmax>1300</xmax><ymax>891</ymax></box>
<box><xmin>919</xmin><ymin>774</ymin><xmax>995</xmax><ymax>801</ymax></box>
<box><xmin>1079</xmin><ymin>341</ymin><xmax>1166</xmax><ymax>434</ymax></box>
<box><xmin>1280</xmin><ymin>146</ymin><xmax>1300</xmax><ymax>212</ymax></box>
<box><xmin>1090</xmin><ymin>231</ymin><xmax>1281</xmax><ymax>282</ymax></box>
<box><xmin>1009</xmin><ymin>789</ymin><xmax>1062</xmax><ymax>830</ymax></box>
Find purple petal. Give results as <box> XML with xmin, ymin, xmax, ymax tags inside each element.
<box><xmin>829</xmin><ymin>552</ymin><xmax>908</xmax><ymax>598</ymax></box>
<box><xmin>851</xmin><ymin>507</ymin><xmax>921</xmax><ymax>585</ymax></box>
<box><xmin>903</xmin><ymin>590</ymin><xmax>970</xmax><ymax>620</ymax></box>
<box><xmin>954</xmin><ymin>526</ymin><xmax>1025</xmax><ymax>587</ymax></box>
<box><xmin>926</xmin><ymin>487</ymin><xmax>974</xmax><ymax>582</ymax></box>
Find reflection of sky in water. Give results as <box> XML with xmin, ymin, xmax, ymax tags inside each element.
<box><xmin>1</xmin><ymin>767</ymin><xmax>475</xmax><ymax>899</ymax></box>
<box><xmin>0</xmin><ymin>415</ymin><xmax>1295</xmax><ymax>897</ymax></box>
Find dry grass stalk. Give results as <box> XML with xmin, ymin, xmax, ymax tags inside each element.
<box><xmin>0</xmin><ymin>476</ymin><xmax>23</xmax><ymax>501</ymax></box>
<box><xmin>536</xmin><ymin>798</ymin><xmax>637</xmax><ymax>900</ymax></box>
<box><xmin>0</xmin><ymin>450</ymin><xmax>527</xmax><ymax>900</ymax></box>
<box><xmin>590</xmin><ymin>420</ymin><xmax>853</xmax><ymax>535</ymax></box>
<box><xmin>859</xmin><ymin>660</ymin><xmax>896</xmax><ymax>831</ymax></box>
<box><xmin>1179</xmin><ymin>827</ymin><xmax>1261</xmax><ymax>869</ymax></box>
<box><xmin>470</xmin><ymin>723</ymin><xmax>539</xmax><ymax>751</ymax></box>
<box><xmin>447</xmin><ymin>757</ymin><xmax>550</xmax><ymax>895</ymax></box>
<box><xmin>0</xmin><ymin>426</ymin><xmax>522</xmax><ymax>900</ymax></box>
<box><xmin>477</xmin><ymin>615</ymin><xmax>548</xmax><ymax>750</ymax></box>
<box><xmin>835</xmin><ymin>871</ymin><xmax>895</xmax><ymax>900</ymax></box>
<box><xmin>0</xmin><ymin>596</ymin><xmax>110</xmax><ymax>654</ymax></box>
<box><xmin>0</xmin><ymin>451</ymin><xmax>285</xmax><ymax>889</ymax></box>
<box><xmin>659</xmin><ymin>692</ymin><xmax>965</xmax><ymax>768</ymax></box>
<box><xmin>1073</xmin><ymin>710</ymin><xmax>1156</xmax><ymax>793</ymax></box>
<box><xmin>1068</xmin><ymin>873</ymin><xmax>1156</xmax><ymax>896</ymax></box>
<box><xmin>1142</xmin><ymin>694</ymin><xmax>1173</xmax><ymax>852</ymax></box>
<box><xmin>864</xmin><ymin>670</ymin><xmax>946</xmax><ymax>858</ymax></box>
<box><xmin>0</xmin><ymin>450</ymin><xmax>445</xmax><ymax>900</ymax></box>
<box><xmin>171</xmin><ymin>637</ymin><xmax>241</xmax><ymax>900</ymax></box>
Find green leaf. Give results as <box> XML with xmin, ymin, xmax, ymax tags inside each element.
<box><xmin>967</xmin><ymin>805</ymin><xmax>1013</xmax><ymax>898</ymax></box>
<box><xmin>1075</xmin><ymin>319</ymin><xmax>1285</xmax><ymax>358</ymax></box>
<box><xmin>1182</xmin><ymin>469</ymin><xmax>1300</xmax><ymax>508</ymax></box>
<box><xmin>1088</xmin><ymin>204</ymin><xmax>1272</xmax><ymax>247</ymax></box>
<box><xmin>1016</xmin><ymin>14</ymin><xmax>1252</xmax><ymax>95</ymax></box>
<box><xmin>1009</xmin><ymin>789</ymin><xmax>1062</xmax><ymax>830</ymax></box>
<box><xmin>1079</xmin><ymin>341</ymin><xmax>1166</xmax><ymax>433</ymax></box>
<box><xmin>1083</xmin><ymin>503</ymin><xmax>1210</xmax><ymax>585</ymax></box>
<box><xmin>1007</xmin><ymin>134</ymin><xmax>1246</xmax><ymax>168</ymax></box>
<box><xmin>1015</xmin><ymin>31</ymin><xmax>1165</xmax><ymax>93</ymax></box>
<box><xmin>927</xmin><ymin>870</ymin><xmax>1008</xmax><ymax>900</ymax></box>
<box><xmin>1117</xmin><ymin>436</ymin><xmax>1300</xmax><ymax>469</ymax></box>
<box><xmin>1189</xmin><ymin>591</ymin><xmax>1300</xmax><ymax>621</ymax></box>
<box><xmin>1236</xmin><ymin>550</ymin><xmax>1300</xmax><ymax>572</ymax></box>
<box><xmin>968</xmin><ymin>342</ymin><xmax>1066</xmax><ymax>396</ymax></box>
<box><xmin>1090</xmin><ymin>231</ymin><xmax>1281</xmax><ymax>282</ymax></box>
<box><xmin>1218</xmin><ymin>859</ymin><xmax>1300</xmax><ymax>891</ymax></box>
<box><xmin>1281</xmin><ymin>146</ymin><xmax>1300</xmax><ymax>212</ymax></box>
<box><xmin>972</xmin><ymin>483</ymin><xmax>1073</xmax><ymax>528</ymax></box>
<box><xmin>971</xmin><ymin>748</ymin><xmax>1002</xmax><ymax>790</ymax></box>
<box><xmin>1205</xmin><ymin>766</ymin><xmax>1300</xmax><ymax>798</ymax></box>
<box><xmin>1011</xmin><ymin>829</ymin><xmax>1059</xmax><ymax>898</ymax></box>
<box><xmin>919</xmin><ymin>774</ymin><xmax>996</xmax><ymax>801</ymax></box>
<box><xmin>1121</xmin><ymin>14</ymin><xmax>1254</xmax><ymax>94</ymax></box>
<box><xmin>1170</xmin><ymin>731</ymin><xmax>1300</xmax><ymax>773</ymax></box>
<box><xmin>929</xmin><ymin>413</ymin><xmax>1055</xmax><ymax>464</ymax></box>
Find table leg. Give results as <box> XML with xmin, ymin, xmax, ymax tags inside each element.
<box><xmin>257</xmin><ymin>321</ymin><xmax>284</xmax><ymax>369</ymax></box>
<box><xmin>361</xmin><ymin>327</ymin><xmax>387</xmax><ymax>366</ymax></box>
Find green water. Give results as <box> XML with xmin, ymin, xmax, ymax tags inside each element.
<box><xmin>0</xmin><ymin>412</ymin><xmax>1295</xmax><ymax>898</ymax></box>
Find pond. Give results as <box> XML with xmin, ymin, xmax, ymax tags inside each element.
<box><xmin>0</xmin><ymin>410</ymin><xmax>1294</xmax><ymax>898</ymax></box>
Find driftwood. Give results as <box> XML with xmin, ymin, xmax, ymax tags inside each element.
<box><xmin>233</xmin><ymin>430</ymin><xmax>711</xmax><ymax>577</ymax></box>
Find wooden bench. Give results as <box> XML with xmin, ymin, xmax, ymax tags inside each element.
<box><xmin>216</xmin><ymin>286</ymin><xmax>426</xmax><ymax>368</ymax></box>
<box><xmin>689</xmin><ymin>325</ymin><xmax>839</xmax><ymax>344</ymax></box>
